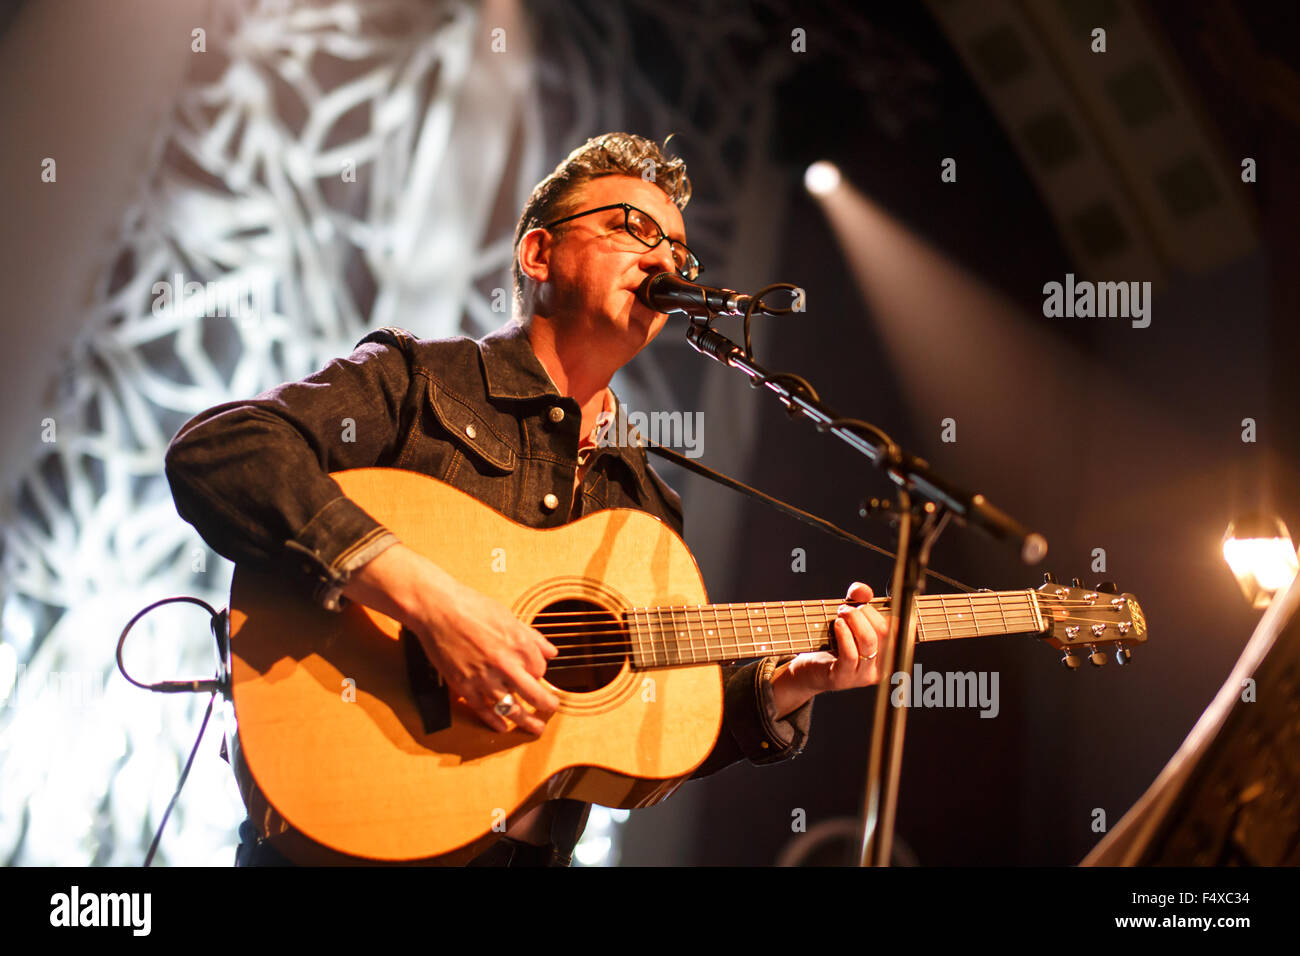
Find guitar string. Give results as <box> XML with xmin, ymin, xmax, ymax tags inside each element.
<box><xmin>532</xmin><ymin>617</ymin><xmax>1138</xmax><ymax>666</ymax></box>
<box><xmin>517</xmin><ymin>621</ymin><xmax>1128</xmax><ymax>658</ymax></box>
<box><xmin>528</xmin><ymin>615</ymin><xmax>1048</xmax><ymax>642</ymax></box>
<box><xmin>523</xmin><ymin>605</ymin><xmax>1126</xmax><ymax>637</ymax></box>
<box><xmin>522</xmin><ymin>596</ymin><xmax>1113</xmax><ymax>621</ymax></box>
<box><xmin>525</xmin><ymin>595</ymin><xmax>1118</xmax><ymax>615</ymax></box>
<box><xmin>527</xmin><ymin>597</ymin><xmax>1134</xmax><ymax>666</ymax></box>
<box><xmin>538</xmin><ymin>631</ymin><xmax>1130</xmax><ymax>670</ymax></box>
<box><xmin>538</xmin><ymin>629</ymin><xmax>1130</xmax><ymax>665</ymax></box>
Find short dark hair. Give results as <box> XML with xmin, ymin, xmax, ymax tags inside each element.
<box><xmin>512</xmin><ymin>132</ymin><xmax>692</xmax><ymax>312</ymax></box>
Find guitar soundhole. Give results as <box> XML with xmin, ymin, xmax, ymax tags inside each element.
<box><xmin>532</xmin><ymin>599</ymin><xmax>627</xmax><ymax>693</ymax></box>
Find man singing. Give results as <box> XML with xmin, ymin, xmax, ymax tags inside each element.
<box><xmin>165</xmin><ymin>132</ymin><xmax>888</xmax><ymax>866</ymax></box>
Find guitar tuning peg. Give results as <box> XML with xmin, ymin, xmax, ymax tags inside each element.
<box><xmin>1043</xmin><ymin>572</ymin><xmax>1057</xmax><ymax>585</ymax></box>
<box><xmin>1097</xmin><ymin>581</ymin><xmax>1119</xmax><ymax>594</ymax></box>
<box><xmin>1087</xmin><ymin>644</ymin><xmax>1107</xmax><ymax>667</ymax></box>
<box><xmin>1114</xmin><ymin>644</ymin><xmax>1132</xmax><ymax>665</ymax></box>
<box><xmin>1071</xmin><ymin>577</ymin><xmax>1085</xmax><ymax>588</ymax></box>
<box><xmin>1060</xmin><ymin>651</ymin><xmax>1081</xmax><ymax>670</ymax></box>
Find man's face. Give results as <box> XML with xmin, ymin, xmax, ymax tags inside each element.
<box><xmin>532</xmin><ymin>174</ymin><xmax>687</xmax><ymax>350</ymax></box>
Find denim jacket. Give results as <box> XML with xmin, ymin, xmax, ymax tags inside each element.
<box><xmin>165</xmin><ymin>320</ymin><xmax>813</xmax><ymax>849</ymax></box>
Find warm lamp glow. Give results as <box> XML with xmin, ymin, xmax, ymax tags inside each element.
<box><xmin>1222</xmin><ymin>514</ymin><xmax>1299</xmax><ymax>609</ymax></box>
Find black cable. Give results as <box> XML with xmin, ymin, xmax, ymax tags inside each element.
<box><xmin>741</xmin><ymin>281</ymin><xmax>801</xmax><ymax>359</ymax></box>
<box><xmin>721</xmin><ymin>283</ymin><xmax>905</xmax><ymax>471</ymax></box>
<box><xmin>821</xmin><ymin>416</ymin><xmax>903</xmax><ymax>468</ymax></box>
<box><xmin>143</xmin><ymin>692</ymin><xmax>216</xmax><ymax>867</ymax></box>
<box><xmin>647</xmin><ymin>443</ymin><xmax>974</xmax><ymax>593</ymax></box>
<box><xmin>116</xmin><ymin>594</ymin><xmax>227</xmax><ymax>865</ymax></box>
<box><xmin>116</xmin><ymin>595</ymin><xmax>224</xmax><ymax>694</ymax></box>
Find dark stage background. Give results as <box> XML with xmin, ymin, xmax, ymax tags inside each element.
<box><xmin>610</xmin><ymin>0</ymin><xmax>1300</xmax><ymax>866</ymax></box>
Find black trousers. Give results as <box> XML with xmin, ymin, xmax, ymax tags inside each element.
<box><xmin>234</xmin><ymin>819</ymin><xmax>567</xmax><ymax>867</ymax></box>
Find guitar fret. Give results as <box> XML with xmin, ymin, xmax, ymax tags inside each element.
<box><xmin>686</xmin><ymin>605</ymin><xmax>697</xmax><ymax>664</ymax></box>
<box><xmin>733</xmin><ymin>600</ymin><xmax>743</xmax><ymax>660</ymax></box>
<box><xmin>660</xmin><ymin>605</ymin><xmax>669</xmax><ymax>666</ymax></box>
<box><xmin>669</xmin><ymin>605</ymin><xmax>680</xmax><ymax>666</ymax></box>
<box><xmin>721</xmin><ymin>603</ymin><xmax>731</xmax><ymax>661</ymax></box>
<box><xmin>679</xmin><ymin>606</ymin><xmax>687</xmax><ymax>664</ymax></box>
<box><xmin>655</xmin><ymin>608</ymin><xmax>665</xmax><ymax>671</ymax></box>
<box><xmin>682</xmin><ymin>605</ymin><xmax>693</xmax><ymax>665</ymax></box>
<box><xmin>630</xmin><ymin>606</ymin><xmax>641</xmax><ymax>668</ymax></box>
<box><xmin>644</xmin><ymin>607</ymin><xmax>653</xmax><ymax>667</ymax></box>
<box><xmin>644</xmin><ymin>607</ymin><xmax>655</xmax><ymax>667</ymax></box>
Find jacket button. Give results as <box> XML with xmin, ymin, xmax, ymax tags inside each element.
<box><xmin>542</xmin><ymin>493</ymin><xmax>560</xmax><ymax>512</ymax></box>
<box><xmin>465</xmin><ymin>424</ymin><xmax>477</xmax><ymax>440</ymax></box>
<box><xmin>548</xmin><ymin>406</ymin><xmax>565</xmax><ymax>424</ymax></box>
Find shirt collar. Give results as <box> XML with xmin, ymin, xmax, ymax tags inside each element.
<box><xmin>476</xmin><ymin>320</ymin><xmax>659</xmax><ymax>504</ymax></box>
<box><xmin>478</xmin><ymin>320</ymin><xmax>563</xmax><ymax>401</ymax></box>
<box><xmin>582</xmin><ymin>388</ymin><xmax>617</xmax><ymax>449</ymax></box>
<box><xmin>478</xmin><ymin>321</ymin><xmax>623</xmax><ymax>429</ymax></box>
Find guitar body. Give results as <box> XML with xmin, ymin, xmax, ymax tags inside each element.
<box><xmin>229</xmin><ymin>468</ymin><xmax>722</xmax><ymax>865</ymax></box>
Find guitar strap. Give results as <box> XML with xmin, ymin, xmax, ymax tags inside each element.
<box><xmin>645</xmin><ymin>443</ymin><xmax>881</xmax><ymax>553</ymax></box>
<box><xmin>646</xmin><ymin>443</ymin><xmax>970</xmax><ymax>594</ymax></box>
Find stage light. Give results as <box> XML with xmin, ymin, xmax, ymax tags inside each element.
<box><xmin>1222</xmin><ymin>514</ymin><xmax>1299</xmax><ymax>609</ymax></box>
<box><xmin>573</xmin><ymin>805</ymin><xmax>619</xmax><ymax>866</ymax></box>
<box><xmin>804</xmin><ymin>161</ymin><xmax>841</xmax><ymax>196</ymax></box>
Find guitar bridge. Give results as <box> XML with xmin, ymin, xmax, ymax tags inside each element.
<box><xmin>401</xmin><ymin>626</ymin><xmax>451</xmax><ymax>734</ymax></box>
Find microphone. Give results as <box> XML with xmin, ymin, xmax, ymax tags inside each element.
<box><xmin>637</xmin><ymin>272</ymin><xmax>762</xmax><ymax>317</ymax></box>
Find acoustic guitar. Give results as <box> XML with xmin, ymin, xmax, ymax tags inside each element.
<box><xmin>227</xmin><ymin>467</ymin><xmax>1147</xmax><ymax>864</ymax></box>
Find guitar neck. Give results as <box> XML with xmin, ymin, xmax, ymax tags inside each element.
<box><xmin>626</xmin><ymin>590</ymin><xmax>1046</xmax><ymax>668</ymax></box>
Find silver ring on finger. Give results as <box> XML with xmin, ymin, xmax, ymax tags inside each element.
<box><xmin>493</xmin><ymin>693</ymin><xmax>516</xmax><ymax>717</ymax></box>
<box><xmin>867</xmin><ymin>651</ymin><xmax>878</xmax><ymax>660</ymax></box>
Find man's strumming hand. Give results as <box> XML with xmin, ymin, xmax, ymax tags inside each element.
<box><xmin>342</xmin><ymin>543</ymin><xmax>559</xmax><ymax>735</ymax></box>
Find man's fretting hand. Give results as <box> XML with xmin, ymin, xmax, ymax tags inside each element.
<box><xmin>769</xmin><ymin>581</ymin><xmax>889</xmax><ymax>719</ymax></box>
<box><xmin>342</xmin><ymin>543</ymin><xmax>559</xmax><ymax>734</ymax></box>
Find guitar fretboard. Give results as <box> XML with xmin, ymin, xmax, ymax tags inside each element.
<box><xmin>625</xmin><ymin>591</ymin><xmax>1044</xmax><ymax>668</ymax></box>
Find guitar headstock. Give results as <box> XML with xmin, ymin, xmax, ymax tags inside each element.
<box><xmin>1035</xmin><ymin>574</ymin><xmax>1148</xmax><ymax>669</ymax></box>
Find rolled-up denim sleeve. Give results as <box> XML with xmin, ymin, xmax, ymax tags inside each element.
<box><xmin>690</xmin><ymin>655</ymin><xmax>813</xmax><ymax>778</ymax></box>
<box><xmin>164</xmin><ymin>340</ymin><xmax>412</xmax><ymax>608</ymax></box>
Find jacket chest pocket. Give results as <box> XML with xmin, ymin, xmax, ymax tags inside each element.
<box><xmin>421</xmin><ymin>382</ymin><xmax>522</xmax><ymax>510</ymax></box>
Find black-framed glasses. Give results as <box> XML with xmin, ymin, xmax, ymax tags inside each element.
<box><xmin>543</xmin><ymin>202</ymin><xmax>702</xmax><ymax>280</ymax></box>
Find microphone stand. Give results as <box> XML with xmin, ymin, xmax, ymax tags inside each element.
<box><xmin>683</xmin><ymin>319</ymin><xmax>1046</xmax><ymax>867</ymax></box>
